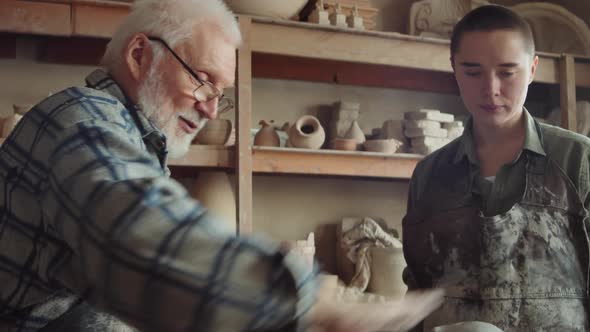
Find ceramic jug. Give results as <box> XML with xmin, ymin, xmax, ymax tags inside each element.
<box><xmin>254</xmin><ymin>120</ymin><xmax>280</xmax><ymax>147</ymax></box>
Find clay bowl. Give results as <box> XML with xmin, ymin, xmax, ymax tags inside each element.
<box><xmin>331</xmin><ymin>138</ymin><xmax>358</xmax><ymax>151</ymax></box>
<box><xmin>195</xmin><ymin>119</ymin><xmax>232</xmax><ymax>145</ymax></box>
<box><xmin>224</xmin><ymin>0</ymin><xmax>308</xmax><ymax>20</ymax></box>
<box><xmin>363</xmin><ymin>138</ymin><xmax>403</xmax><ymax>154</ymax></box>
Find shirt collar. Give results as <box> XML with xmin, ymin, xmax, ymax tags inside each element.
<box><xmin>452</xmin><ymin>108</ymin><xmax>546</xmax><ymax>165</ymax></box>
<box><xmin>85</xmin><ymin>69</ymin><xmax>162</xmax><ymax>140</ymax></box>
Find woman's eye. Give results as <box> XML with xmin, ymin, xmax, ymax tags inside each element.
<box><xmin>465</xmin><ymin>71</ymin><xmax>481</xmax><ymax>77</ymax></box>
<box><xmin>500</xmin><ymin>71</ymin><xmax>515</xmax><ymax>77</ymax></box>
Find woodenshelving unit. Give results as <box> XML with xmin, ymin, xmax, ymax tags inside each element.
<box><xmin>1</xmin><ymin>0</ymin><xmax>588</xmax><ymax>234</ymax></box>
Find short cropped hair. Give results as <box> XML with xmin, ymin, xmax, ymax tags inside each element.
<box><xmin>450</xmin><ymin>5</ymin><xmax>535</xmax><ymax>60</ymax></box>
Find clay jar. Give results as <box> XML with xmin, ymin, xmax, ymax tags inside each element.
<box><xmin>367</xmin><ymin>246</ymin><xmax>407</xmax><ymax>297</ymax></box>
<box><xmin>288</xmin><ymin>115</ymin><xmax>325</xmax><ymax>149</ymax></box>
<box><xmin>254</xmin><ymin>120</ymin><xmax>280</xmax><ymax>147</ymax></box>
<box><xmin>195</xmin><ymin>119</ymin><xmax>232</xmax><ymax>145</ymax></box>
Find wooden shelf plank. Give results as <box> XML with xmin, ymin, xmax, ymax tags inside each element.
<box><xmin>0</xmin><ymin>0</ymin><xmax>71</xmax><ymax>36</ymax></box>
<box><xmin>1</xmin><ymin>137</ymin><xmax>419</xmax><ymax>179</ymax></box>
<box><xmin>168</xmin><ymin>145</ymin><xmax>234</xmax><ymax>168</ymax></box>
<box><xmin>252</xmin><ymin>53</ymin><xmax>460</xmax><ymax>95</ymax></box>
<box><xmin>250</xmin><ymin>19</ymin><xmax>453</xmax><ymax>73</ymax></box>
<box><xmin>252</xmin><ymin>146</ymin><xmax>421</xmax><ymax>179</ymax></box>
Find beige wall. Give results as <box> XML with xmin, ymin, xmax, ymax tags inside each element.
<box><xmin>0</xmin><ymin>37</ymin><xmax>97</xmax><ymax>117</ymax></box>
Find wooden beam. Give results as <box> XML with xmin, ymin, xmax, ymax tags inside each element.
<box><xmin>37</xmin><ymin>36</ymin><xmax>107</xmax><ymax>65</ymax></box>
<box><xmin>71</xmin><ymin>2</ymin><xmax>130</xmax><ymax>38</ymax></box>
<box><xmin>0</xmin><ymin>0</ymin><xmax>71</xmax><ymax>36</ymax></box>
<box><xmin>236</xmin><ymin>17</ymin><xmax>253</xmax><ymax>235</ymax></box>
<box><xmin>559</xmin><ymin>55</ymin><xmax>577</xmax><ymax>131</ymax></box>
<box><xmin>252</xmin><ymin>147</ymin><xmax>421</xmax><ymax>179</ymax></box>
<box><xmin>0</xmin><ymin>33</ymin><xmax>17</xmax><ymax>59</ymax></box>
<box><xmin>252</xmin><ymin>53</ymin><xmax>459</xmax><ymax>95</ymax></box>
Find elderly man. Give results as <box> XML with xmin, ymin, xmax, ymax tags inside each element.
<box><xmin>0</xmin><ymin>0</ymin><xmax>442</xmax><ymax>331</ymax></box>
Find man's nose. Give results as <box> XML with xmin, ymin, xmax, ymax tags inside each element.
<box><xmin>196</xmin><ymin>98</ymin><xmax>218</xmax><ymax>120</ymax></box>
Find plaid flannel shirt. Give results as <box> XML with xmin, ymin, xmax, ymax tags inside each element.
<box><xmin>0</xmin><ymin>69</ymin><xmax>317</xmax><ymax>331</ymax></box>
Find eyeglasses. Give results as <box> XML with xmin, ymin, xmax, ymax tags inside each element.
<box><xmin>147</xmin><ymin>36</ymin><xmax>234</xmax><ymax>114</ymax></box>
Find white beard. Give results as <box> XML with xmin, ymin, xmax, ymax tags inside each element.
<box><xmin>136</xmin><ymin>68</ymin><xmax>207</xmax><ymax>159</ymax></box>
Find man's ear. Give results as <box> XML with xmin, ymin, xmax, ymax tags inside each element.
<box><xmin>528</xmin><ymin>55</ymin><xmax>539</xmax><ymax>85</ymax></box>
<box><xmin>125</xmin><ymin>33</ymin><xmax>153</xmax><ymax>82</ymax></box>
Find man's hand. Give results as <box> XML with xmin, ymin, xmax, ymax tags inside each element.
<box><xmin>308</xmin><ymin>289</ymin><xmax>444</xmax><ymax>332</ymax></box>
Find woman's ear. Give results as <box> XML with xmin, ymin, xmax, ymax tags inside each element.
<box><xmin>124</xmin><ymin>33</ymin><xmax>153</xmax><ymax>83</ymax></box>
<box><xmin>528</xmin><ymin>55</ymin><xmax>539</xmax><ymax>85</ymax></box>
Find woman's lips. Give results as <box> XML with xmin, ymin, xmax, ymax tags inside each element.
<box><xmin>179</xmin><ymin>116</ymin><xmax>198</xmax><ymax>134</ymax></box>
<box><xmin>480</xmin><ymin>104</ymin><xmax>504</xmax><ymax>112</ymax></box>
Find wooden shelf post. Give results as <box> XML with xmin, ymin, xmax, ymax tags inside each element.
<box><xmin>559</xmin><ymin>54</ymin><xmax>577</xmax><ymax>131</ymax></box>
<box><xmin>236</xmin><ymin>16</ymin><xmax>253</xmax><ymax>235</ymax></box>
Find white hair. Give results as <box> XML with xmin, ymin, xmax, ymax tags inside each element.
<box><xmin>101</xmin><ymin>0</ymin><xmax>241</xmax><ymax>71</ymax></box>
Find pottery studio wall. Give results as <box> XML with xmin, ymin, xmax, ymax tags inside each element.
<box><xmin>0</xmin><ymin>38</ymin><xmax>97</xmax><ymax>117</ymax></box>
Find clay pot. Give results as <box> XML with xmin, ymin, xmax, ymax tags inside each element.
<box><xmin>2</xmin><ymin>114</ymin><xmax>23</xmax><ymax>138</ymax></box>
<box><xmin>191</xmin><ymin>171</ymin><xmax>237</xmax><ymax>234</ymax></box>
<box><xmin>363</xmin><ymin>138</ymin><xmax>403</xmax><ymax>154</ymax></box>
<box><xmin>224</xmin><ymin>0</ymin><xmax>308</xmax><ymax>20</ymax></box>
<box><xmin>330</xmin><ymin>138</ymin><xmax>357</xmax><ymax>151</ymax></box>
<box><xmin>195</xmin><ymin>119</ymin><xmax>232</xmax><ymax>145</ymax></box>
<box><xmin>288</xmin><ymin>115</ymin><xmax>325</xmax><ymax>149</ymax></box>
<box><xmin>367</xmin><ymin>246</ymin><xmax>407</xmax><ymax>297</ymax></box>
<box><xmin>254</xmin><ymin>120</ymin><xmax>280</xmax><ymax>147</ymax></box>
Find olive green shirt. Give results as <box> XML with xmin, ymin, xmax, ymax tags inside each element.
<box><xmin>407</xmin><ymin>109</ymin><xmax>590</xmax><ymax>218</ymax></box>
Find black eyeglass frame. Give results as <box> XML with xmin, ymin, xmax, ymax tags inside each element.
<box><xmin>147</xmin><ymin>36</ymin><xmax>234</xmax><ymax>114</ymax></box>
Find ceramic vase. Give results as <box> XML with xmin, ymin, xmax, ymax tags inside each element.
<box><xmin>344</xmin><ymin>120</ymin><xmax>366</xmax><ymax>147</ymax></box>
<box><xmin>288</xmin><ymin>115</ymin><xmax>325</xmax><ymax>149</ymax></box>
<box><xmin>191</xmin><ymin>171</ymin><xmax>237</xmax><ymax>234</ymax></box>
<box><xmin>254</xmin><ymin>120</ymin><xmax>280</xmax><ymax>147</ymax></box>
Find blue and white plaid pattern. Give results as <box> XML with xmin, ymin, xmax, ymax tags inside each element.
<box><xmin>0</xmin><ymin>70</ymin><xmax>317</xmax><ymax>331</ymax></box>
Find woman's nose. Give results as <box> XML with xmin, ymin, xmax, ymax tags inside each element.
<box><xmin>482</xmin><ymin>73</ymin><xmax>501</xmax><ymax>97</ymax></box>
